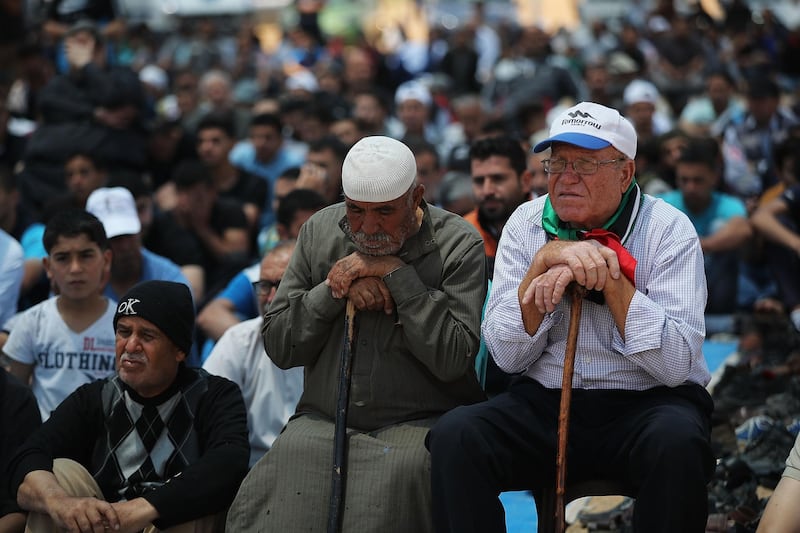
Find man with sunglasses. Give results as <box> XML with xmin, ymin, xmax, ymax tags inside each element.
<box><xmin>428</xmin><ymin>102</ymin><xmax>714</xmax><ymax>532</ymax></box>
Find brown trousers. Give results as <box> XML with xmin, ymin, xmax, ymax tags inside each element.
<box><xmin>25</xmin><ymin>459</ymin><xmax>224</xmax><ymax>533</ymax></box>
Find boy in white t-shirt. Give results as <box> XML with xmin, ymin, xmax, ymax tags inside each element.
<box><xmin>1</xmin><ymin>209</ymin><xmax>116</xmax><ymax>421</ymax></box>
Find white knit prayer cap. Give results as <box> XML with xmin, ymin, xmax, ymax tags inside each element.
<box><xmin>341</xmin><ymin>136</ymin><xmax>417</xmax><ymax>202</ymax></box>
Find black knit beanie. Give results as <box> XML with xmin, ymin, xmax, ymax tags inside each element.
<box><xmin>113</xmin><ymin>280</ymin><xmax>195</xmax><ymax>354</ymax></box>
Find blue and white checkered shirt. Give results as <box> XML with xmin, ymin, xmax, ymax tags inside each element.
<box><xmin>483</xmin><ymin>194</ymin><xmax>711</xmax><ymax>391</ymax></box>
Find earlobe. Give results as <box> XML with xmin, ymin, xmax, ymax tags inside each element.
<box><xmin>622</xmin><ymin>160</ymin><xmax>636</xmax><ymax>190</ymax></box>
<box><xmin>42</xmin><ymin>257</ymin><xmax>52</xmax><ymax>279</ymax></box>
<box><xmin>414</xmin><ymin>184</ymin><xmax>425</xmax><ymax>205</ymax></box>
<box><xmin>521</xmin><ymin>171</ymin><xmax>534</xmax><ymax>193</ymax></box>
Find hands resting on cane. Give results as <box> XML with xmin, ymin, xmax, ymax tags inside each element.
<box><xmin>518</xmin><ymin>240</ymin><xmax>635</xmax><ymax>337</ymax></box>
<box><xmin>325</xmin><ymin>252</ymin><xmax>405</xmax><ymax>314</ymax></box>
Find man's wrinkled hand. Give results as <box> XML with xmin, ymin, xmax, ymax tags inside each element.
<box><xmin>537</xmin><ymin>240</ymin><xmax>620</xmax><ymax>291</ymax></box>
<box><xmin>48</xmin><ymin>495</ymin><xmax>120</xmax><ymax>533</ymax></box>
<box><xmin>347</xmin><ymin>277</ymin><xmax>395</xmax><ymax>314</ymax></box>
<box><xmin>326</xmin><ymin>252</ymin><xmax>404</xmax><ymax>299</ymax></box>
<box><xmin>109</xmin><ymin>498</ymin><xmax>159</xmax><ymax>533</ymax></box>
<box><xmin>520</xmin><ymin>264</ymin><xmax>575</xmax><ymax>314</ymax></box>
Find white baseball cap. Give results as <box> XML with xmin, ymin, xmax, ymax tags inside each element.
<box><xmin>86</xmin><ymin>187</ymin><xmax>141</xmax><ymax>239</ymax></box>
<box><xmin>533</xmin><ymin>102</ymin><xmax>637</xmax><ymax>160</ymax></box>
<box><xmin>342</xmin><ymin>136</ymin><xmax>417</xmax><ymax>203</ymax></box>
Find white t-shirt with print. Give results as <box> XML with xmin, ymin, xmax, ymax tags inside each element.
<box><xmin>4</xmin><ymin>297</ymin><xmax>117</xmax><ymax>420</ymax></box>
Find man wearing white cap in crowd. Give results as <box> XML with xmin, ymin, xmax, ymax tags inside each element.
<box><xmin>428</xmin><ymin>102</ymin><xmax>714</xmax><ymax>532</ymax></box>
<box><xmin>86</xmin><ymin>187</ymin><xmax>192</xmax><ymax>303</ymax></box>
<box><xmin>227</xmin><ymin>136</ymin><xmax>487</xmax><ymax>532</ymax></box>
<box><xmin>622</xmin><ymin>78</ymin><xmax>674</xmax><ymax>143</ymax></box>
<box><xmin>393</xmin><ymin>79</ymin><xmax>444</xmax><ymax>149</ymax></box>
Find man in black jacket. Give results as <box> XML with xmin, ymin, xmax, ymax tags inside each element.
<box><xmin>18</xmin><ymin>20</ymin><xmax>146</xmax><ymax>218</ymax></box>
<box><xmin>0</xmin><ymin>368</ymin><xmax>40</xmax><ymax>533</ymax></box>
<box><xmin>7</xmin><ymin>280</ymin><xmax>249</xmax><ymax>532</ymax></box>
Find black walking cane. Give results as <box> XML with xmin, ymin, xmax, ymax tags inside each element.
<box><xmin>327</xmin><ymin>299</ymin><xmax>357</xmax><ymax>533</ymax></box>
<box><xmin>555</xmin><ymin>284</ymin><xmax>586</xmax><ymax>533</ymax></box>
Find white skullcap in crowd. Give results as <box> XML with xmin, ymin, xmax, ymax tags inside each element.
<box><xmin>139</xmin><ymin>64</ymin><xmax>168</xmax><ymax>92</ymax></box>
<box><xmin>394</xmin><ymin>80</ymin><xmax>432</xmax><ymax>107</ymax></box>
<box><xmin>342</xmin><ymin>136</ymin><xmax>417</xmax><ymax>203</ymax></box>
<box><xmin>286</xmin><ymin>69</ymin><xmax>319</xmax><ymax>93</ymax></box>
<box><xmin>623</xmin><ymin>79</ymin><xmax>660</xmax><ymax>106</ymax></box>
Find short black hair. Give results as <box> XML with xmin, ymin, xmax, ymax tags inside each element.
<box><xmin>675</xmin><ymin>137</ymin><xmax>719</xmax><ymax>169</ymax></box>
<box><xmin>249</xmin><ymin>112</ymin><xmax>283</xmax><ymax>132</ymax></box>
<box><xmin>43</xmin><ymin>209</ymin><xmax>108</xmax><ymax>253</ymax></box>
<box><xmin>277</xmin><ymin>166</ymin><xmax>301</xmax><ymax>181</ymax></box>
<box><xmin>65</xmin><ymin>151</ymin><xmax>103</xmax><ymax>171</ymax></box>
<box><xmin>277</xmin><ymin>189</ymin><xmax>326</xmax><ymax>227</ymax></box>
<box><xmin>705</xmin><ymin>67</ymin><xmax>737</xmax><ymax>88</ymax></box>
<box><xmin>308</xmin><ymin>135</ymin><xmax>348</xmax><ymax>162</ymax></box>
<box><xmin>353</xmin><ymin>88</ymin><xmax>391</xmax><ymax>113</ymax></box>
<box><xmin>172</xmin><ymin>159</ymin><xmax>213</xmax><ymax>190</ymax></box>
<box><xmin>747</xmin><ymin>78</ymin><xmax>780</xmax><ymax>100</ymax></box>
<box><xmin>406</xmin><ymin>139</ymin><xmax>441</xmax><ymax>168</ymax></box>
<box><xmin>196</xmin><ymin>111</ymin><xmax>236</xmax><ymax>139</ymax></box>
<box><xmin>469</xmin><ymin>135</ymin><xmax>527</xmax><ymax>177</ymax></box>
<box><xmin>107</xmin><ymin>169</ymin><xmax>153</xmax><ymax>199</ymax></box>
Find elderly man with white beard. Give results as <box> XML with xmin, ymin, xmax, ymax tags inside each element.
<box><xmin>227</xmin><ymin>136</ymin><xmax>487</xmax><ymax>533</ymax></box>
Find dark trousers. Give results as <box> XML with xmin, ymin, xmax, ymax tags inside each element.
<box><xmin>764</xmin><ymin>216</ymin><xmax>800</xmax><ymax>310</ymax></box>
<box><xmin>427</xmin><ymin>378</ymin><xmax>714</xmax><ymax>533</ymax></box>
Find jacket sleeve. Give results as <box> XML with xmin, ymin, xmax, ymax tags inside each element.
<box><xmin>144</xmin><ymin>377</ymin><xmax>249</xmax><ymax>529</ymax></box>
<box><xmin>6</xmin><ymin>383</ymin><xmax>104</xmax><ymax>498</ymax></box>
<box><xmin>382</xmin><ymin>236</ymin><xmax>486</xmax><ymax>382</ymax></box>
<box><xmin>1</xmin><ymin>370</ymin><xmax>42</xmax><ymax>517</ymax></box>
<box><xmin>262</xmin><ymin>216</ymin><xmax>347</xmax><ymax>369</ymax></box>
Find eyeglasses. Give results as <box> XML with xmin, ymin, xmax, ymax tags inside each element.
<box><xmin>253</xmin><ymin>279</ymin><xmax>281</xmax><ymax>296</ymax></box>
<box><xmin>542</xmin><ymin>158</ymin><xmax>625</xmax><ymax>175</ymax></box>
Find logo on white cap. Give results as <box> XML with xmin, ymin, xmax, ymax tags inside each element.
<box><xmin>533</xmin><ymin>102</ymin><xmax>637</xmax><ymax>160</ymax></box>
<box><xmin>562</xmin><ymin>110</ymin><xmax>602</xmax><ymax>129</ymax></box>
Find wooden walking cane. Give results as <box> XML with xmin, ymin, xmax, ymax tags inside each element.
<box><xmin>327</xmin><ymin>299</ymin><xmax>357</xmax><ymax>533</ymax></box>
<box><xmin>555</xmin><ymin>284</ymin><xmax>586</xmax><ymax>533</ymax></box>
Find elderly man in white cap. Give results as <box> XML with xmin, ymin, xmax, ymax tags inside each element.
<box><xmin>393</xmin><ymin>79</ymin><xmax>444</xmax><ymax>148</ymax></box>
<box><xmin>428</xmin><ymin>102</ymin><xmax>714</xmax><ymax>533</ymax></box>
<box><xmin>227</xmin><ymin>136</ymin><xmax>487</xmax><ymax>533</ymax></box>
<box><xmin>622</xmin><ymin>78</ymin><xmax>673</xmax><ymax>142</ymax></box>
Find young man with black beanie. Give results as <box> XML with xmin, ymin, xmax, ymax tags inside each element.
<box><xmin>7</xmin><ymin>280</ymin><xmax>250</xmax><ymax>533</ymax></box>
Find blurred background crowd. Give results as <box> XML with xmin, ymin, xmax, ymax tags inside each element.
<box><xmin>1</xmin><ymin>0</ymin><xmax>799</xmax><ymax>348</ymax></box>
